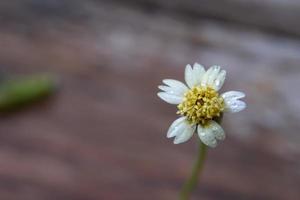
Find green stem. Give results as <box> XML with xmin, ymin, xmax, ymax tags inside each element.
<box><xmin>179</xmin><ymin>140</ymin><xmax>207</xmax><ymax>200</ymax></box>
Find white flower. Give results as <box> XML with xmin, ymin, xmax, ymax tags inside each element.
<box><xmin>158</xmin><ymin>63</ymin><xmax>246</xmax><ymax>147</ymax></box>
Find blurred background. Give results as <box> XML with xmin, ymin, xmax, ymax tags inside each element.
<box><xmin>0</xmin><ymin>0</ymin><xmax>300</xmax><ymax>199</ymax></box>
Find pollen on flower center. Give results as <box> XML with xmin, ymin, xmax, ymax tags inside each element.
<box><xmin>177</xmin><ymin>86</ymin><xmax>224</xmax><ymax>125</ymax></box>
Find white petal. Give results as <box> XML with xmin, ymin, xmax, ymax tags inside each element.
<box><xmin>185</xmin><ymin>63</ymin><xmax>206</xmax><ymax>88</ymax></box>
<box><xmin>158</xmin><ymin>85</ymin><xmax>170</xmax><ymax>92</ymax></box>
<box><xmin>221</xmin><ymin>91</ymin><xmax>246</xmax><ymax>112</ymax></box>
<box><xmin>167</xmin><ymin>117</ymin><xmax>187</xmax><ymax>138</ymax></box>
<box><xmin>158</xmin><ymin>84</ymin><xmax>186</xmax><ymax>97</ymax></box>
<box><xmin>162</xmin><ymin>79</ymin><xmax>188</xmax><ymax>94</ymax></box>
<box><xmin>193</xmin><ymin>63</ymin><xmax>205</xmax><ymax>86</ymax></box>
<box><xmin>157</xmin><ymin>92</ymin><xmax>183</xmax><ymax>104</ymax></box>
<box><xmin>207</xmin><ymin>66</ymin><xmax>220</xmax><ymax>86</ymax></box>
<box><xmin>213</xmin><ymin>70</ymin><xmax>226</xmax><ymax>91</ymax></box>
<box><xmin>224</xmin><ymin>99</ymin><xmax>246</xmax><ymax>113</ymax></box>
<box><xmin>174</xmin><ymin>123</ymin><xmax>196</xmax><ymax>144</ymax></box>
<box><xmin>185</xmin><ymin>64</ymin><xmax>194</xmax><ymax>88</ymax></box>
<box><xmin>221</xmin><ymin>91</ymin><xmax>245</xmax><ymax>100</ymax></box>
<box><xmin>197</xmin><ymin>124</ymin><xmax>217</xmax><ymax>148</ymax></box>
<box><xmin>201</xmin><ymin>65</ymin><xmax>215</xmax><ymax>87</ymax></box>
<box><xmin>209</xmin><ymin>121</ymin><xmax>225</xmax><ymax>141</ymax></box>
<box><xmin>168</xmin><ymin>123</ymin><xmax>187</xmax><ymax>138</ymax></box>
<box><xmin>201</xmin><ymin>65</ymin><xmax>227</xmax><ymax>90</ymax></box>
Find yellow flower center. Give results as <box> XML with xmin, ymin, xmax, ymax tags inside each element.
<box><xmin>177</xmin><ymin>86</ymin><xmax>224</xmax><ymax>125</ymax></box>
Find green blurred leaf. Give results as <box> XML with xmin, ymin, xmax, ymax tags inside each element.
<box><xmin>0</xmin><ymin>75</ymin><xmax>57</xmax><ymax>112</ymax></box>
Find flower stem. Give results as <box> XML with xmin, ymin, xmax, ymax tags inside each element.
<box><xmin>179</xmin><ymin>140</ymin><xmax>207</xmax><ymax>200</ymax></box>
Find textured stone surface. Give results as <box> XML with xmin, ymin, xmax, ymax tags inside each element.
<box><xmin>0</xmin><ymin>1</ymin><xmax>300</xmax><ymax>200</ymax></box>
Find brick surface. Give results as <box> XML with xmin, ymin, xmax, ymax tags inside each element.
<box><xmin>0</xmin><ymin>1</ymin><xmax>300</xmax><ymax>200</ymax></box>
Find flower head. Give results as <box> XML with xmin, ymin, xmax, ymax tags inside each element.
<box><xmin>158</xmin><ymin>63</ymin><xmax>246</xmax><ymax>147</ymax></box>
